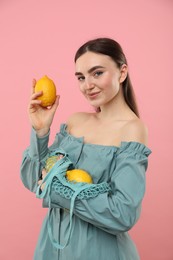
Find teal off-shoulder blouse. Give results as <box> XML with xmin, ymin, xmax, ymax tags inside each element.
<box><xmin>20</xmin><ymin>124</ymin><xmax>151</xmax><ymax>260</ymax></box>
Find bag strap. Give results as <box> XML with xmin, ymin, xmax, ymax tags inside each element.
<box><xmin>47</xmin><ymin>184</ymin><xmax>91</xmax><ymax>250</ymax></box>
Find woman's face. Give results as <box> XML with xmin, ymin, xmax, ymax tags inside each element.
<box><xmin>75</xmin><ymin>51</ymin><xmax>127</xmax><ymax>108</ymax></box>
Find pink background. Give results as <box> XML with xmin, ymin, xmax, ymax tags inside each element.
<box><xmin>0</xmin><ymin>0</ymin><xmax>172</xmax><ymax>259</ymax></box>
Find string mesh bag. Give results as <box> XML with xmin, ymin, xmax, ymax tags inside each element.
<box><xmin>36</xmin><ymin>149</ymin><xmax>111</xmax><ymax>250</ymax></box>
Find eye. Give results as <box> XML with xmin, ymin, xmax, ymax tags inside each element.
<box><xmin>77</xmin><ymin>76</ymin><xmax>85</xmax><ymax>81</ymax></box>
<box><xmin>93</xmin><ymin>71</ymin><xmax>103</xmax><ymax>77</ymax></box>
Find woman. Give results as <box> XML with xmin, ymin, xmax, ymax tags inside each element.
<box><xmin>21</xmin><ymin>38</ymin><xmax>151</xmax><ymax>260</ymax></box>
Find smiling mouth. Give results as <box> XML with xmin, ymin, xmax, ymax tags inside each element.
<box><xmin>87</xmin><ymin>92</ymin><xmax>100</xmax><ymax>98</ymax></box>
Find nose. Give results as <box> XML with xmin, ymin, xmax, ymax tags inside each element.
<box><xmin>84</xmin><ymin>77</ymin><xmax>95</xmax><ymax>90</ymax></box>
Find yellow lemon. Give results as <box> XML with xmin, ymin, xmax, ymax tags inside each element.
<box><xmin>35</xmin><ymin>75</ymin><xmax>56</xmax><ymax>107</ymax></box>
<box><xmin>45</xmin><ymin>155</ymin><xmax>59</xmax><ymax>172</ymax></box>
<box><xmin>66</xmin><ymin>169</ymin><xmax>93</xmax><ymax>184</ymax></box>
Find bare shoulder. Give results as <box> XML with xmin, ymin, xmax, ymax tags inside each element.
<box><xmin>66</xmin><ymin>112</ymin><xmax>92</xmax><ymax>129</ymax></box>
<box><xmin>122</xmin><ymin>118</ymin><xmax>148</xmax><ymax>146</ymax></box>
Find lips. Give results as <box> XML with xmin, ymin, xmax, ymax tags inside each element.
<box><xmin>87</xmin><ymin>92</ymin><xmax>100</xmax><ymax>98</ymax></box>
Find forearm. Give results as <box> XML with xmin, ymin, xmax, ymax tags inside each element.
<box><xmin>20</xmin><ymin>128</ymin><xmax>50</xmax><ymax>192</ymax></box>
<box><xmin>44</xmin><ymin>186</ymin><xmax>143</xmax><ymax>235</ymax></box>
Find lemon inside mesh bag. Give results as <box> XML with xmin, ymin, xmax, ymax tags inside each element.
<box><xmin>43</xmin><ymin>154</ymin><xmax>111</xmax><ymax>198</ymax></box>
<box><xmin>45</xmin><ymin>155</ymin><xmax>61</xmax><ymax>172</ymax></box>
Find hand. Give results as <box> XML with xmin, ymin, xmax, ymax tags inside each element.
<box><xmin>38</xmin><ymin>154</ymin><xmax>64</xmax><ymax>191</ymax></box>
<box><xmin>38</xmin><ymin>168</ymin><xmax>47</xmax><ymax>191</ymax></box>
<box><xmin>28</xmin><ymin>79</ymin><xmax>60</xmax><ymax>137</ymax></box>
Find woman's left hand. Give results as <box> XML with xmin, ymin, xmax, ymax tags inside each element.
<box><xmin>38</xmin><ymin>168</ymin><xmax>47</xmax><ymax>190</ymax></box>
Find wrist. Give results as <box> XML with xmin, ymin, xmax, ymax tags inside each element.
<box><xmin>29</xmin><ymin>128</ymin><xmax>49</xmax><ymax>160</ymax></box>
<box><xmin>36</xmin><ymin>128</ymin><xmax>50</xmax><ymax>138</ymax></box>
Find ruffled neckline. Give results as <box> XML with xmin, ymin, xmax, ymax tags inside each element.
<box><xmin>60</xmin><ymin>123</ymin><xmax>152</xmax><ymax>156</ymax></box>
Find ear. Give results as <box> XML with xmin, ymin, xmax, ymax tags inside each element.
<box><xmin>119</xmin><ymin>64</ymin><xmax>128</xmax><ymax>83</ymax></box>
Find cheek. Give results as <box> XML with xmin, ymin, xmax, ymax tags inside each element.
<box><xmin>111</xmin><ymin>75</ymin><xmax>120</xmax><ymax>89</ymax></box>
<box><xmin>101</xmin><ymin>72</ymin><xmax>119</xmax><ymax>89</ymax></box>
<box><xmin>102</xmin><ymin>77</ymin><xmax>119</xmax><ymax>92</ymax></box>
<box><xmin>101</xmin><ymin>77</ymin><xmax>113</xmax><ymax>89</ymax></box>
<box><xmin>79</xmin><ymin>83</ymin><xmax>85</xmax><ymax>94</ymax></box>
<box><xmin>105</xmin><ymin>77</ymin><xmax>120</xmax><ymax>98</ymax></box>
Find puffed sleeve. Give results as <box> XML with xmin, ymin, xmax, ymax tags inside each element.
<box><xmin>47</xmin><ymin>142</ymin><xmax>151</xmax><ymax>235</ymax></box>
<box><xmin>20</xmin><ymin>128</ymin><xmax>58</xmax><ymax>192</ymax></box>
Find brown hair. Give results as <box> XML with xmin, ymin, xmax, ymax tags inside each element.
<box><xmin>74</xmin><ymin>38</ymin><xmax>139</xmax><ymax>117</ymax></box>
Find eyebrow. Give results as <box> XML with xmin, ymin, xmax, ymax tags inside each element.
<box><xmin>75</xmin><ymin>65</ymin><xmax>105</xmax><ymax>76</ymax></box>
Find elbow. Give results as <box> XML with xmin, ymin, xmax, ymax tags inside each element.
<box><xmin>112</xmin><ymin>206</ymin><xmax>141</xmax><ymax>234</ymax></box>
<box><xmin>120</xmin><ymin>214</ymin><xmax>139</xmax><ymax>233</ymax></box>
<box><xmin>20</xmin><ymin>160</ymin><xmax>40</xmax><ymax>193</ymax></box>
<box><xmin>20</xmin><ymin>173</ymin><xmax>38</xmax><ymax>193</ymax></box>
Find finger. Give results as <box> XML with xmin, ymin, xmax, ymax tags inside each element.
<box><xmin>29</xmin><ymin>79</ymin><xmax>43</xmax><ymax>109</ymax></box>
<box><xmin>31</xmin><ymin>91</ymin><xmax>43</xmax><ymax>100</ymax></box>
<box><xmin>28</xmin><ymin>91</ymin><xmax>43</xmax><ymax>111</ymax></box>
<box><xmin>51</xmin><ymin>95</ymin><xmax>60</xmax><ymax>112</ymax></box>
<box><xmin>42</xmin><ymin>168</ymin><xmax>47</xmax><ymax>179</ymax></box>
<box><xmin>58</xmin><ymin>154</ymin><xmax>64</xmax><ymax>160</ymax></box>
<box><xmin>44</xmin><ymin>95</ymin><xmax>60</xmax><ymax>111</ymax></box>
<box><xmin>42</xmin><ymin>168</ymin><xmax>47</xmax><ymax>174</ymax></box>
<box><xmin>41</xmin><ymin>183</ymin><xmax>46</xmax><ymax>191</ymax></box>
<box><xmin>29</xmin><ymin>99</ymin><xmax>42</xmax><ymax>107</ymax></box>
<box><xmin>55</xmin><ymin>95</ymin><xmax>60</xmax><ymax>104</ymax></box>
<box><xmin>38</xmin><ymin>180</ymin><xmax>42</xmax><ymax>186</ymax></box>
<box><xmin>31</xmin><ymin>78</ymin><xmax>37</xmax><ymax>94</ymax></box>
<box><xmin>28</xmin><ymin>98</ymin><xmax>42</xmax><ymax>112</ymax></box>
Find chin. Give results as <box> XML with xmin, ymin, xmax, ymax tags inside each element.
<box><xmin>89</xmin><ymin>102</ymin><xmax>102</xmax><ymax>109</ymax></box>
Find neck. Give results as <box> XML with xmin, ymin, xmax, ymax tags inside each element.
<box><xmin>96</xmin><ymin>91</ymin><xmax>136</xmax><ymax>122</ymax></box>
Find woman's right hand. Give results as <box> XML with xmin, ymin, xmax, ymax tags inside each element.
<box><xmin>28</xmin><ymin>79</ymin><xmax>60</xmax><ymax>137</ymax></box>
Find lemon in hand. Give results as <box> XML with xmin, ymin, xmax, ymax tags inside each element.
<box><xmin>35</xmin><ymin>75</ymin><xmax>56</xmax><ymax>107</ymax></box>
<box><xmin>66</xmin><ymin>169</ymin><xmax>93</xmax><ymax>184</ymax></box>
